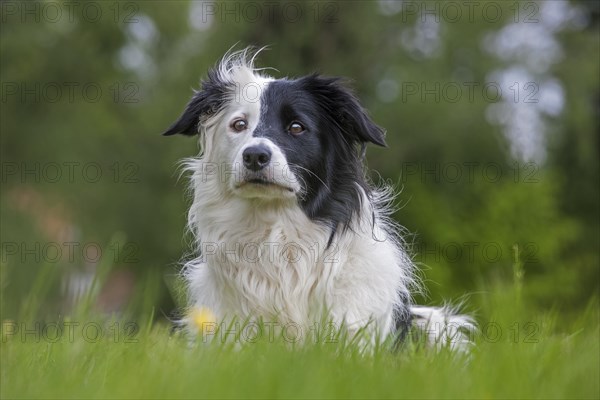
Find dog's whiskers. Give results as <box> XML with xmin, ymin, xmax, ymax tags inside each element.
<box><xmin>289</xmin><ymin>163</ymin><xmax>331</xmax><ymax>192</ymax></box>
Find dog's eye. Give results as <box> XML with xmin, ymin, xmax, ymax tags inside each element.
<box><xmin>288</xmin><ymin>122</ymin><xmax>305</xmax><ymax>135</ymax></box>
<box><xmin>231</xmin><ymin>119</ymin><xmax>248</xmax><ymax>132</ymax></box>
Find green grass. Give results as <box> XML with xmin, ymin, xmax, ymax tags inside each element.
<box><xmin>1</xmin><ymin>303</ymin><xmax>598</xmax><ymax>400</ymax></box>
<box><xmin>1</xmin><ymin>256</ymin><xmax>599</xmax><ymax>399</ymax></box>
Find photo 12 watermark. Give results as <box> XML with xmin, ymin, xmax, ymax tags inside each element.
<box><xmin>414</xmin><ymin>241</ymin><xmax>539</xmax><ymax>265</ymax></box>
<box><xmin>1</xmin><ymin>82</ymin><xmax>139</xmax><ymax>104</ymax></box>
<box><xmin>191</xmin><ymin>1</ymin><xmax>340</xmax><ymax>24</ymax></box>
<box><xmin>1</xmin><ymin>1</ymin><xmax>139</xmax><ymax>24</ymax></box>
<box><xmin>399</xmin><ymin>162</ymin><xmax>541</xmax><ymax>184</ymax></box>
<box><xmin>382</xmin><ymin>1</ymin><xmax>539</xmax><ymax>24</ymax></box>
<box><xmin>1</xmin><ymin>162</ymin><xmax>140</xmax><ymax>184</ymax></box>
<box><xmin>1</xmin><ymin>241</ymin><xmax>140</xmax><ymax>264</ymax></box>
<box><xmin>1</xmin><ymin>320</ymin><xmax>139</xmax><ymax>343</ymax></box>
<box><xmin>399</xmin><ymin>81</ymin><xmax>539</xmax><ymax>104</ymax></box>
<box><xmin>199</xmin><ymin>240</ymin><xmax>339</xmax><ymax>265</ymax></box>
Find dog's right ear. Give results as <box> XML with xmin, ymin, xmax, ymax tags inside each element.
<box><xmin>162</xmin><ymin>90</ymin><xmax>211</xmax><ymax>136</ymax></box>
<box><xmin>162</xmin><ymin>70</ymin><xmax>231</xmax><ymax>136</ymax></box>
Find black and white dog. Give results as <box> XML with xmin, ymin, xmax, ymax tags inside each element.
<box><xmin>164</xmin><ymin>48</ymin><xmax>473</xmax><ymax>349</ymax></box>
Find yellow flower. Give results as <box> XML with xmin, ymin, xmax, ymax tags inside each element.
<box><xmin>189</xmin><ymin>307</ymin><xmax>217</xmax><ymax>332</ymax></box>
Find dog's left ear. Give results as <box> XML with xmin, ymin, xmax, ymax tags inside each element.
<box><xmin>300</xmin><ymin>75</ymin><xmax>387</xmax><ymax>147</ymax></box>
<box><xmin>162</xmin><ymin>69</ymin><xmax>231</xmax><ymax>136</ymax></box>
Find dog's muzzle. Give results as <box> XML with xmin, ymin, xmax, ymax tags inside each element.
<box><xmin>232</xmin><ymin>141</ymin><xmax>299</xmax><ymax>196</ymax></box>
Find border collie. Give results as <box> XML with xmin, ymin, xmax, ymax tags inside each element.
<box><xmin>164</xmin><ymin>48</ymin><xmax>474</xmax><ymax>350</ymax></box>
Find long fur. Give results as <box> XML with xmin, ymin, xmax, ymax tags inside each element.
<box><xmin>164</xmin><ymin>48</ymin><xmax>474</xmax><ymax>350</ymax></box>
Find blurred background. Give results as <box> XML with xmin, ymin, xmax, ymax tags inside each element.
<box><xmin>1</xmin><ymin>1</ymin><xmax>598</xmax><ymax>327</ymax></box>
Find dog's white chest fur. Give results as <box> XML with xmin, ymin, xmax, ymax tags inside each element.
<box><xmin>184</xmin><ymin>166</ymin><xmax>410</xmax><ymax>337</ymax></box>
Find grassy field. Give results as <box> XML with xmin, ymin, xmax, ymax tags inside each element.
<box><xmin>2</xmin><ymin>256</ymin><xmax>599</xmax><ymax>399</ymax></box>
<box><xmin>2</xmin><ymin>298</ymin><xmax>598</xmax><ymax>399</ymax></box>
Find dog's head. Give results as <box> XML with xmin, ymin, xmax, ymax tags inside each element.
<box><xmin>164</xmin><ymin>49</ymin><xmax>386</xmax><ymax>232</ymax></box>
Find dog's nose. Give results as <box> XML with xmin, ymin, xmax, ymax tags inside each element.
<box><xmin>242</xmin><ymin>145</ymin><xmax>271</xmax><ymax>171</ymax></box>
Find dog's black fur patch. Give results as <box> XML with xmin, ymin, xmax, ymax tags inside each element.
<box><xmin>162</xmin><ymin>68</ymin><xmax>234</xmax><ymax>136</ymax></box>
<box><xmin>254</xmin><ymin>75</ymin><xmax>386</xmax><ymax>234</ymax></box>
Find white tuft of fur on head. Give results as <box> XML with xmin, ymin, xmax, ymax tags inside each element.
<box><xmin>214</xmin><ymin>46</ymin><xmax>269</xmax><ymax>87</ymax></box>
